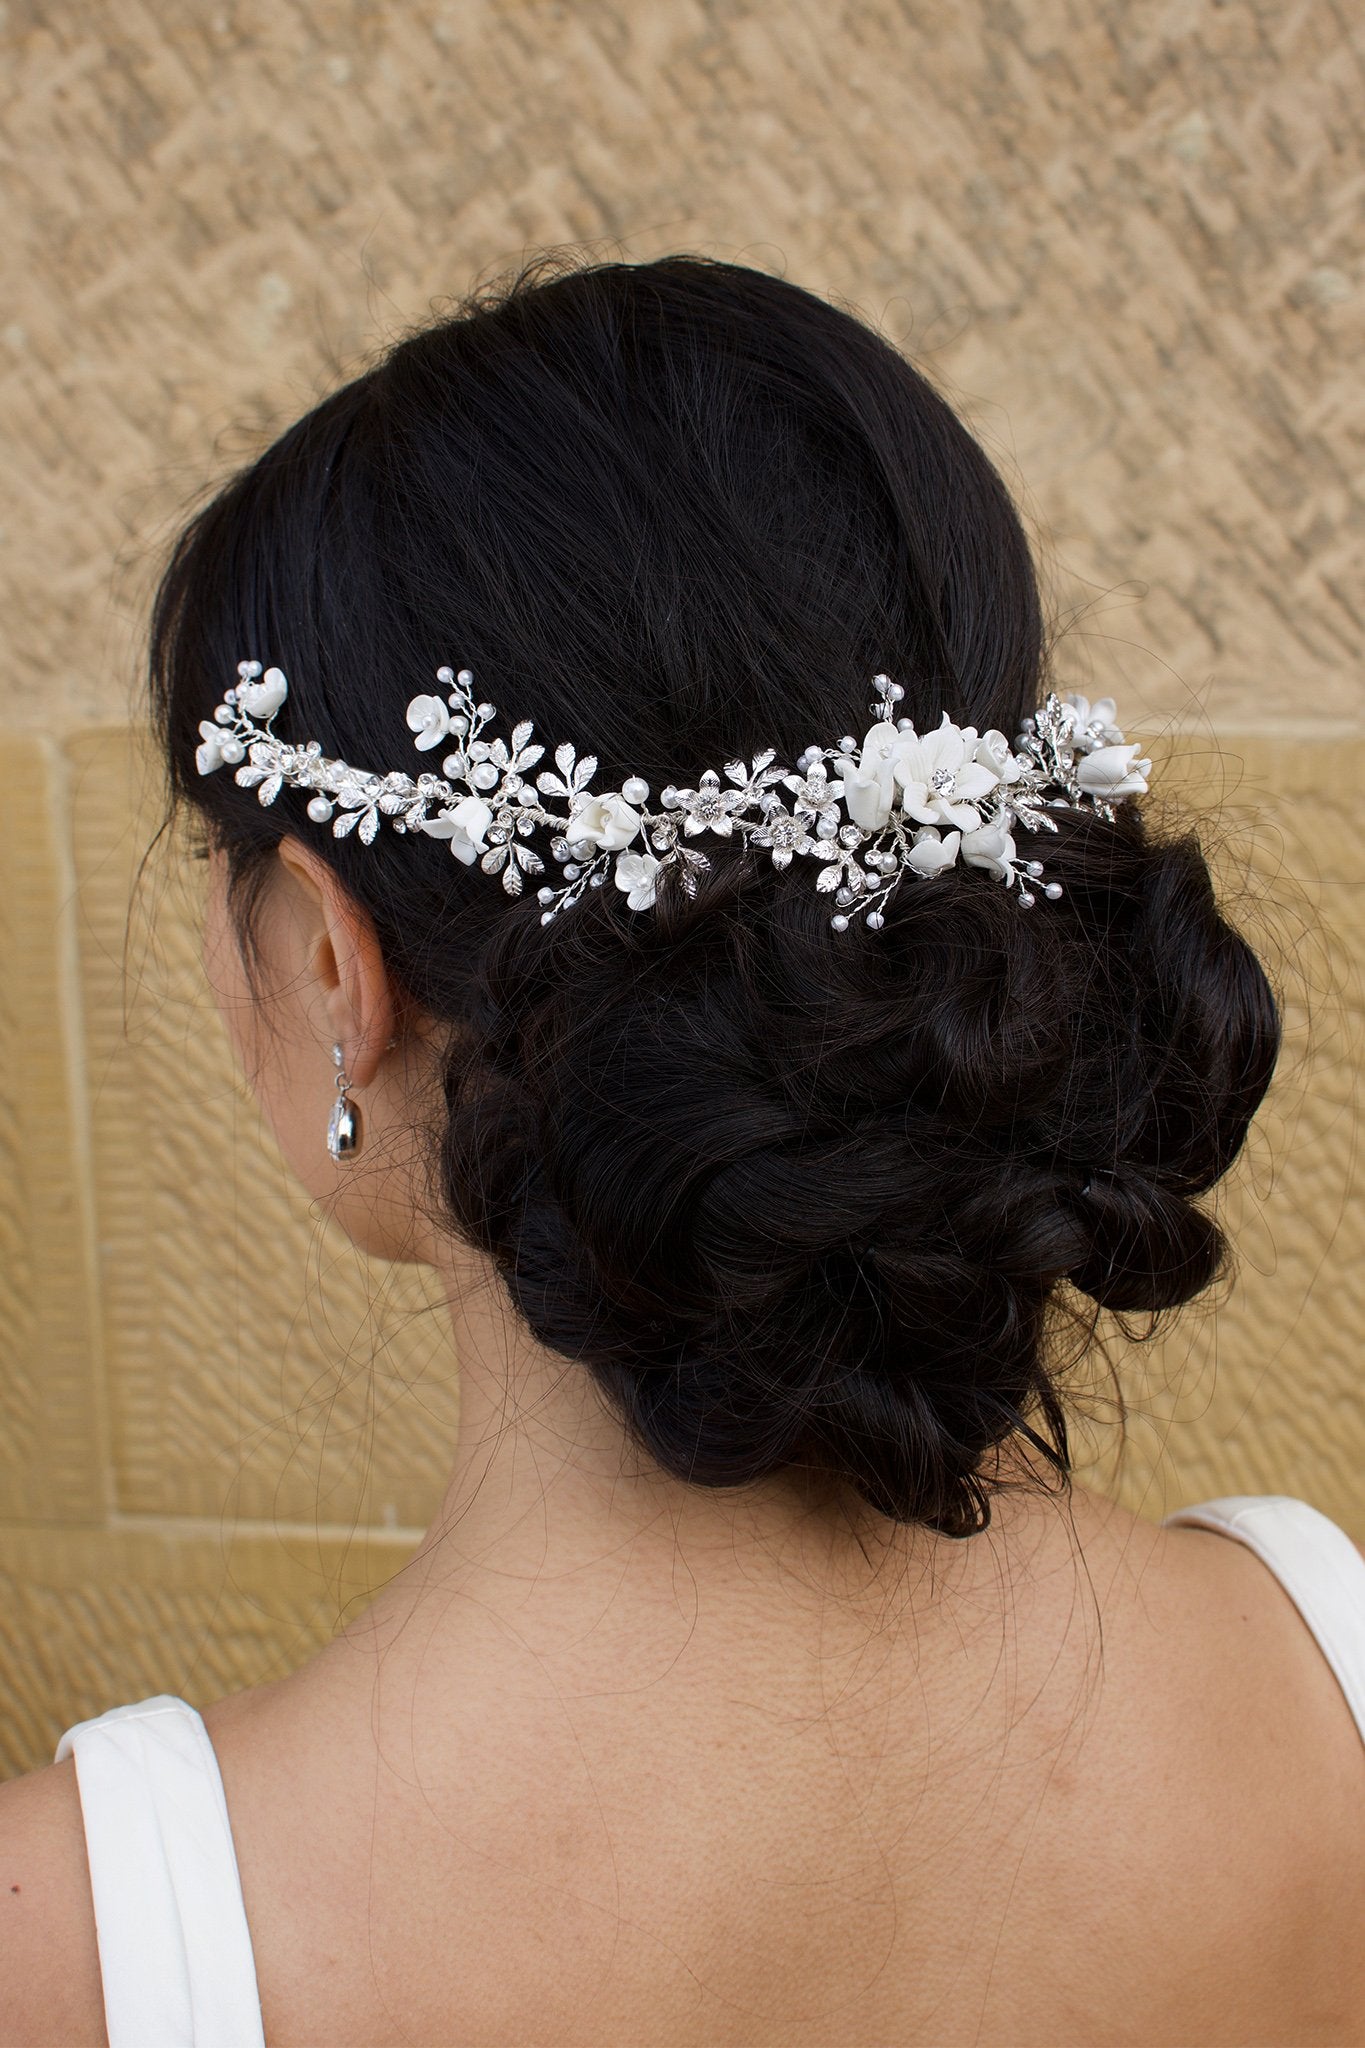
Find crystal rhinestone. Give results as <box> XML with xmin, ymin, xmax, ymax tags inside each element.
<box><xmin>931</xmin><ymin>768</ymin><xmax>954</xmax><ymax>794</ymax></box>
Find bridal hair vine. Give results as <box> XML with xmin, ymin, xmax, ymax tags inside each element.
<box><xmin>195</xmin><ymin>663</ymin><xmax>1152</xmax><ymax>931</ymax></box>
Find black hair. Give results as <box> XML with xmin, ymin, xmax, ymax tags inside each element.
<box><xmin>147</xmin><ymin>250</ymin><xmax>1281</xmax><ymax>1538</ymax></box>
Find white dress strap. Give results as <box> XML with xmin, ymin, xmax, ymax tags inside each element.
<box><xmin>1163</xmin><ymin>1493</ymin><xmax>1365</xmax><ymax>1745</ymax></box>
<box><xmin>53</xmin><ymin>1694</ymin><xmax>265</xmax><ymax>2048</ymax></box>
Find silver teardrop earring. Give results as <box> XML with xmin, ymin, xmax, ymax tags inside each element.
<box><xmin>327</xmin><ymin>1041</ymin><xmax>362</xmax><ymax>1163</ymax></box>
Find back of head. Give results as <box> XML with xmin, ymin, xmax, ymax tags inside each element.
<box><xmin>149</xmin><ymin>251</ymin><xmax>1281</xmax><ymax>1538</ymax></box>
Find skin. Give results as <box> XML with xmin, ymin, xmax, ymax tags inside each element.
<box><xmin>4</xmin><ymin>833</ymin><xmax>1365</xmax><ymax>2046</ymax></box>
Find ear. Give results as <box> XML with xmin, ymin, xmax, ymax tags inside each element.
<box><xmin>275</xmin><ymin>835</ymin><xmax>396</xmax><ymax>1089</ymax></box>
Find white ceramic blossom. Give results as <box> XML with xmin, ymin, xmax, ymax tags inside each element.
<box><xmin>614</xmin><ymin>850</ymin><xmax>662</xmax><ymax>909</ymax></box>
<box><xmin>838</xmin><ymin>720</ymin><xmax>900</xmax><ymax>832</ymax></box>
<box><xmin>194</xmin><ymin>660</ymin><xmax>1150</xmax><ymax>932</ymax></box>
<box><xmin>418</xmin><ymin>794</ymin><xmax>494</xmax><ymax>864</ymax></box>
<box><xmin>572</xmin><ymin>791</ymin><xmax>645</xmax><ymax>851</ymax></box>
<box><xmin>1061</xmin><ymin>695</ymin><xmax>1125</xmax><ymax>748</ymax></box>
<box><xmin>1075</xmin><ymin>744</ymin><xmax>1152</xmax><ymax>799</ymax></box>
<box><xmin>891</xmin><ymin>715</ymin><xmax>1000</xmax><ymax>832</ymax></box>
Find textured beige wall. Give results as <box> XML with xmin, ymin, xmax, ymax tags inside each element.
<box><xmin>1</xmin><ymin>2</ymin><xmax>1361</xmax><ymax>1777</ymax></box>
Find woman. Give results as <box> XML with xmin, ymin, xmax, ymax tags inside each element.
<box><xmin>4</xmin><ymin>252</ymin><xmax>1363</xmax><ymax>2047</ymax></box>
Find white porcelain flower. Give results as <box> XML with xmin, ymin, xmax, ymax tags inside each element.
<box><xmin>1074</xmin><ymin>743</ymin><xmax>1151</xmax><ymax>799</ymax></box>
<box><xmin>960</xmin><ymin>821</ymin><xmax>1019</xmax><ymax>880</ymax></box>
<box><xmin>417</xmin><ymin>793</ymin><xmax>494</xmax><ymax>863</ymax></box>
<box><xmin>406</xmin><ymin>694</ymin><xmax>453</xmax><ymax>752</ymax></box>
<box><xmin>904</xmin><ymin>827</ymin><xmax>961</xmax><ymax>875</ymax></box>
<box><xmin>405</xmin><ymin>696</ymin><xmax>454</xmax><ymax>753</ymax></box>
<box><xmin>893</xmin><ymin>715</ymin><xmax>999</xmax><ymax>831</ymax></box>
<box><xmin>973</xmin><ymin>728</ymin><xmax>1023</xmax><ymax>785</ymax></box>
<box><xmin>1061</xmin><ymin>695</ymin><xmax>1124</xmax><ymax>748</ymax></box>
<box><xmin>571</xmin><ymin>790</ymin><xmax>644</xmax><ymax>852</ymax></box>
<box><xmin>614</xmin><ymin>849</ymin><xmax>661</xmax><ymax>909</ymax></box>
<box><xmin>236</xmin><ymin>666</ymin><xmax>289</xmax><ymax>719</ymax></box>
<box><xmin>195</xmin><ymin>721</ymin><xmax>246</xmax><ymax>774</ymax></box>
<box><xmin>838</xmin><ymin>720</ymin><xmax>900</xmax><ymax>832</ymax></box>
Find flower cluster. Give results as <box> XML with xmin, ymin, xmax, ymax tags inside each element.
<box><xmin>197</xmin><ymin>663</ymin><xmax>1151</xmax><ymax>931</ymax></box>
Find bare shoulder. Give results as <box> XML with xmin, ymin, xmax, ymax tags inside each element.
<box><xmin>0</xmin><ymin>1759</ymin><xmax>106</xmax><ymax>2047</ymax></box>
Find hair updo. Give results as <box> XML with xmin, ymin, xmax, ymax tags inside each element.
<box><xmin>148</xmin><ymin>250</ymin><xmax>1281</xmax><ymax>1538</ymax></box>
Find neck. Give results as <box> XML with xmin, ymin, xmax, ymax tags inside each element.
<box><xmin>341</xmin><ymin>1248</ymin><xmax>1088</xmax><ymax>1665</ymax></box>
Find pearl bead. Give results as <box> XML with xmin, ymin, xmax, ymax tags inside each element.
<box><xmin>307</xmin><ymin>797</ymin><xmax>334</xmax><ymax>823</ymax></box>
<box><xmin>1044</xmin><ymin>882</ymin><xmax>1064</xmax><ymax>900</ymax></box>
<box><xmin>470</xmin><ymin>762</ymin><xmax>499</xmax><ymax>790</ymax></box>
<box><xmin>436</xmin><ymin>666</ymin><xmax>455</xmax><ymax>684</ymax></box>
<box><xmin>540</xmin><ymin>911</ymin><xmax>555</xmax><ymax>926</ymax></box>
<box><xmin>563</xmin><ymin>863</ymin><xmax>581</xmax><ymax>879</ymax></box>
<box><xmin>830</xmin><ymin>914</ymin><xmax>850</xmax><ymax>932</ymax></box>
<box><xmin>867</xmin><ymin>911</ymin><xmax>885</xmax><ymax>929</ymax></box>
<box><xmin>889</xmin><ymin>683</ymin><xmax>904</xmax><ymax>701</ymax></box>
<box><xmin>621</xmin><ymin>776</ymin><xmax>650</xmax><ymax>805</ymax></box>
<box><xmin>457</xmin><ymin>669</ymin><xmax>474</xmax><ymax>685</ymax></box>
<box><xmin>1026</xmin><ymin>861</ymin><xmax>1044</xmax><ymax>878</ymax></box>
<box><xmin>1018</xmin><ymin>889</ymin><xmax>1035</xmax><ymax>907</ymax></box>
<box><xmin>537</xmin><ymin>887</ymin><xmax>554</xmax><ymax>905</ymax></box>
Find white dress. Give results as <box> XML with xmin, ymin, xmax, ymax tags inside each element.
<box><xmin>55</xmin><ymin>1494</ymin><xmax>1365</xmax><ymax>2047</ymax></box>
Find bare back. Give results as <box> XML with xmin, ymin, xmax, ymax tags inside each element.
<box><xmin>194</xmin><ymin>1488</ymin><xmax>1365</xmax><ymax>2048</ymax></box>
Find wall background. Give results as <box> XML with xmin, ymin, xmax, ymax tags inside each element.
<box><xmin>1</xmin><ymin>0</ymin><xmax>1360</xmax><ymax>1776</ymax></box>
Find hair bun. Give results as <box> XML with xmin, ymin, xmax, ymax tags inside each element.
<box><xmin>1068</xmin><ymin>1163</ymin><xmax>1224</xmax><ymax>1312</ymax></box>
